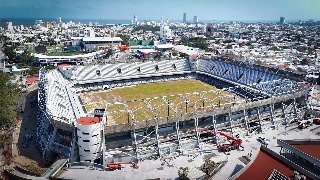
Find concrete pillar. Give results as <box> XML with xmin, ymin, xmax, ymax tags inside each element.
<box><xmin>243</xmin><ymin>109</ymin><xmax>249</xmax><ymax>136</ymax></box>
<box><xmin>132</xmin><ymin>122</ymin><xmax>139</xmax><ymax>161</ymax></box>
<box><xmin>194</xmin><ymin>117</ymin><xmax>201</xmax><ymax>148</ymax></box>
<box><xmin>228</xmin><ymin>111</ymin><xmax>234</xmax><ymax>136</ymax></box>
<box><xmin>269</xmin><ymin>104</ymin><xmax>274</xmax><ymax>125</ymax></box>
<box><xmin>101</xmin><ymin>128</ymin><xmax>105</xmax><ymax>167</ymax></box>
<box><xmin>282</xmin><ymin>102</ymin><xmax>287</xmax><ymax>125</ymax></box>
<box><xmin>175</xmin><ymin>116</ymin><xmax>182</xmax><ymax>153</ymax></box>
<box><xmin>155</xmin><ymin>117</ymin><xmax>161</xmax><ymax>156</ymax></box>
<box><xmin>293</xmin><ymin>98</ymin><xmax>298</xmax><ymax>121</ymax></box>
<box><xmin>212</xmin><ymin>115</ymin><xmax>218</xmax><ymax>144</ymax></box>
<box><xmin>256</xmin><ymin>108</ymin><xmax>263</xmax><ymax>133</ymax></box>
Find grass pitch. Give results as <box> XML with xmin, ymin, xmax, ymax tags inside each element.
<box><xmin>80</xmin><ymin>79</ymin><xmax>238</xmax><ymax>125</ymax></box>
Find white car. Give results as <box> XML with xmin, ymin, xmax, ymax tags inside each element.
<box><xmin>257</xmin><ymin>136</ymin><xmax>270</xmax><ymax>145</ymax></box>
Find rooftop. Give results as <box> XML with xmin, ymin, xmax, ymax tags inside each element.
<box><xmin>291</xmin><ymin>144</ymin><xmax>320</xmax><ymax>161</ymax></box>
<box><xmin>237</xmin><ymin>149</ymin><xmax>295</xmax><ymax>180</ymax></box>
<box><xmin>26</xmin><ymin>76</ymin><xmax>39</xmax><ymax>85</ymax></box>
<box><xmin>76</xmin><ymin>117</ymin><xmax>101</xmax><ymax>125</ymax></box>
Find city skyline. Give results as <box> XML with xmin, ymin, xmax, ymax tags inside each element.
<box><xmin>0</xmin><ymin>0</ymin><xmax>319</xmax><ymax>22</ymax></box>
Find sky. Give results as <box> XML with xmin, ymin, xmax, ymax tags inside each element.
<box><xmin>0</xmin><ymin>0</ymin><xmax>319</xmax><ymax>22</ymax></box>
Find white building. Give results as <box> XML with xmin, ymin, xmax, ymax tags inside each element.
<box><xmin>78</xmin><ymin>27</ymin><xmax>95</xmax><ymax>38</ymax></box>
<box><xmin>6</xmin><ymin>22</ymin><xmax>14</xmax><ymax>33</ymax></box>
<box><xmin>160</xmin><ymin>21</ymin><xmax>172</xmax><ymax>43</ymax></box>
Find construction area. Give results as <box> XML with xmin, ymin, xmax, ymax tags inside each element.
<box><xmin>58</xmin><ymin>119</ymin><xmax>320</xmax><ymax>179</ymax></box>
<box><xmin>3</xmin><ymin>59</ymin><xmax>320</xmax><ymax>179</ymax></box>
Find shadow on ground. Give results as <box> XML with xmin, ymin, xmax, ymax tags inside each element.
<box><xmin>13</xmin><ymin>88</ymin><xmax>49</xmax><ymax>174</ymax></box>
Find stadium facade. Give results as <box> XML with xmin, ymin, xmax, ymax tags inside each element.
<box><xmin>37</xmin><ymin>56</ymin><xmax>309</xmax><ymax>166</ymax></box>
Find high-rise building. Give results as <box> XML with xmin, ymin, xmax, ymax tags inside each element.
<box><xmin>6</xmin><ymin>22</ymin><xmax>14</xmax><ymax>33</ymax></box>
<box><xmin>160</xmin><ymin>20</ymin><xmax>172</xmax><ymax>43</ymax></box>
<box><xmin>183</xmin><ymin>13</ymin><xmax>186</xmax><ymax>23</ymax></box>
<box><xmin>133</xmin><ymin>15</ymin><xmax>138</xmax><ymax>25</ymax></box>
<box><xmin>279</xmin><ymin>17</ymin><xmax>285</xmax><ymax>24</ymax></box>
<box><xmin>193</xmin><ymin>16</ymin><xmax>198</xmax><ymax>23</ymax></box>
<box><xmin>58</xmin><ymin>17</ymin><xmax>62</xmax><ymax>23</ymax></box>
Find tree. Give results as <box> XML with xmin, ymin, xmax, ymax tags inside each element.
<box><xmin>191</xmin><ymin>37</ymin><xmax>208</xmax><ymax>50</ymax></box>
<box><xmin>172</xmin><ymin>51</ymin><xmax>178</xmax><ymax>57</ymax></box>
<box><xmin>105</xmin><ymin>48</ymin><xmax>113</xmax><ymax>58</ymax></box>
<box><xmin>2</xmin><ymin>44</ymin><xmax>16</xmax><ymax>59</ymax></box>
<box><xmin>178</xmin><ymin>167</ymin><xmax>189</xmax><ymax>180</ymax></box>
<box><xmin>154</xmin><ymin>54</ymin><xmax>161</xmax><ymax>60</ymax></box>
<box><xmin>0</xmin><ymin>71</ymin><xmax>20</xmax><ymax>129</ymax></box>
<box><xmin>132</xmin><ymin>25</ymin><xmax>160</xmax><ymax>33</ymax></box>
<box><xmin>26</xmin><ymin>66</ymin><xmax>40</xmax><ymax>76</ymax></box>
<box><xmin>117</xmin><ymin>34</ymin><xmax>129</xmax><ymax>46</ymax></box>
<box><xmin>180</xmin><ymin>36</ymin><xmax>190</xmax><ymax>46</ymax></box>
<box><xmin>19</xmin><ymin>48</ymin><xmax>34</xmax><ymax>66</ymax></box>
<box><xmin>301</xmin><ymin>58</ymin><xmax>309</xmax><ymax>65</ymax></box>
<box><xmin>201</xmin><ymin>157</ymin><xmax>216</xmax><ymax>175</ymax></box>
<box><xmin>179</xmin><ymin>52</ymin><xmax>189</xmax><ymax>59</ymax></box>
<box><xmin>0</xmin><ymin>133</ymin><xmax>10</xmax><ymax>148</ymax></box>
<box><xmin>181</xmin><ymin>37</ymin><xmax>209</xmax><ymax>50</ymax></box>
<box><xmin>226</xmin><ymin>44</ymin><xmax>233</xmax><ymax>49</ymax></box>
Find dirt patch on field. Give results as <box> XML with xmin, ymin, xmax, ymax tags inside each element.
<box><xmin>80</xmin><ymin>79</ymin><xmax>245</xmax><ymax>125</ymax></box>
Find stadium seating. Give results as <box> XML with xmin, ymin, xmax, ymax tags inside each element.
<box><xmin>70</xmin><ymin>60</ymin><xmax>191</xmax><ymax>82</ymax></box>
<box><xmin>41</xmin><ymin>71</ymin><xmax>77</xmax><ymax>124</ymax></box>
<box><xmin>196</xmin><ymin>59</ymin><xmax>299</xmax><ymax>96</ymax></box>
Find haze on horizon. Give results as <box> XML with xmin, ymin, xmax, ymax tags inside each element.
<box><xmin>0</xmin><ymin>0</ymin><xmax>319</xmax><ymax>22</ymax></box>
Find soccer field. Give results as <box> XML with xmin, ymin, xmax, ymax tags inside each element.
<box><xmin>80</xmin><ymin>79</ymin><xmax>240</xmax><ymax>125</ymax></box>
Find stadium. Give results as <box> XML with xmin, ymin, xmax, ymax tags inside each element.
<box><xmin>37</xmin><ymin>56</ymin><xmax>309</xmax><ymax>168</ymax></box>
